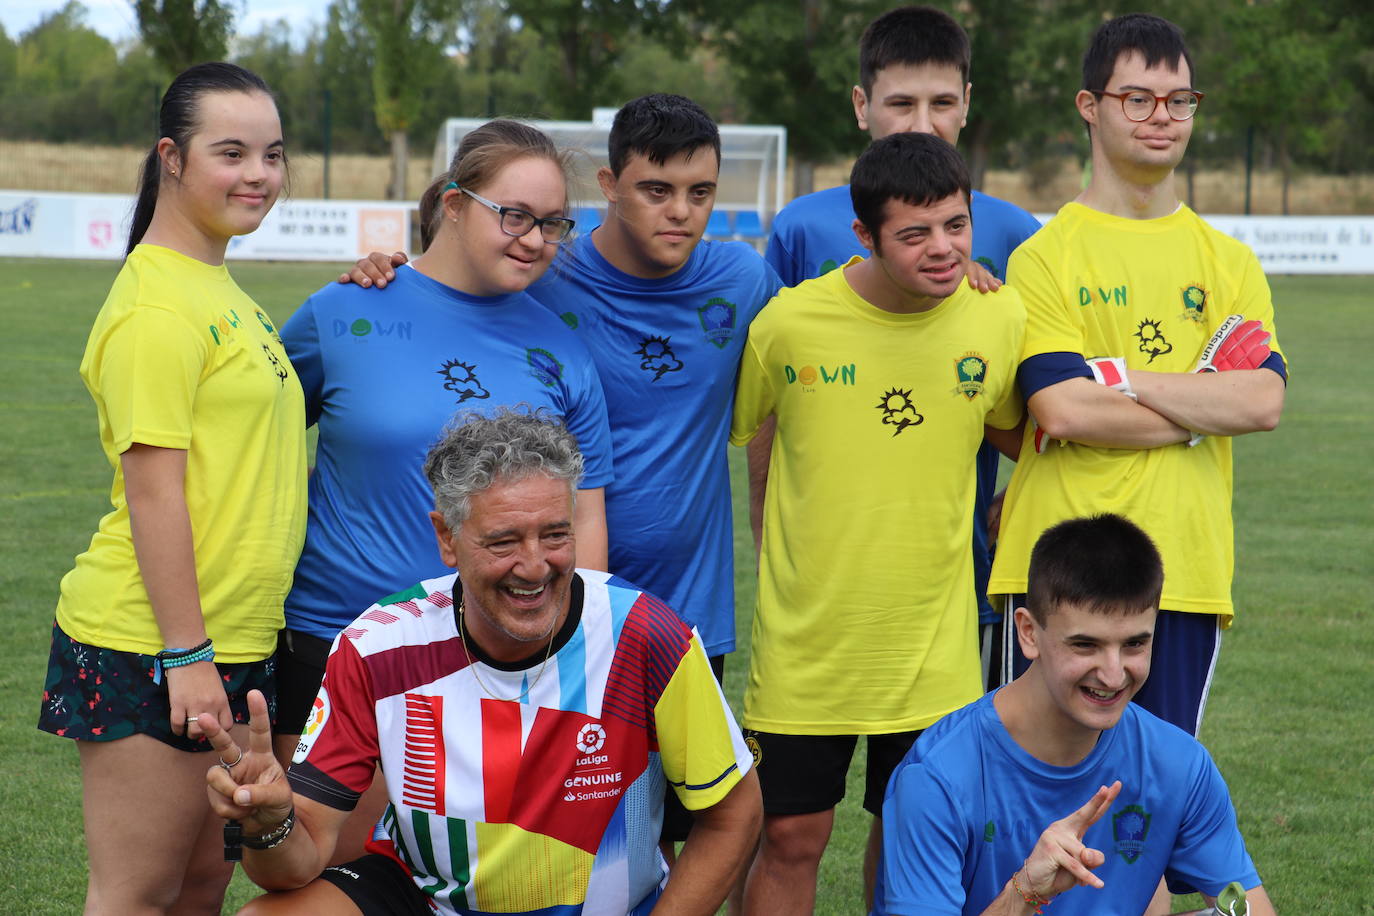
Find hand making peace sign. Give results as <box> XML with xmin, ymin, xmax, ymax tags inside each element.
<box><xmin>200</xmin><ymin>689</ymin><xmax>293</xmax><ymax>837</ymax></box>
<box><xmin>1019</xmin><ymin>780</ymin><xmax>1122</xmax><ymax>901</ymax></box>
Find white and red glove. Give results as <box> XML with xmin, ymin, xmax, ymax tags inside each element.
<box><xmin>1087</xmin><ymin>356</ymin><xmax>1136</xmax><ymax>401</ymax></box>
<box><xmin>1193</xmin><ymin>314</ymin><xmax>1272</xmax><ymax>373</ymax></box>
<box><xmin>1186</xmin><ymin>315</ymin><xmax>1274</xmax><ymax>446</ymax></box>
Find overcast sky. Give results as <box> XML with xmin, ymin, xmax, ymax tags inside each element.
<box><xmin>0</xmin><ymin>0</ymin><xmax>332</xmax><ymax>45</ymax></box>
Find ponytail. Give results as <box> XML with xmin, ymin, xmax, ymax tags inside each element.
<box><xmin>126</xmin><ymin>148</ymin><xmax>163</xmax><ymax>256</ymax></box>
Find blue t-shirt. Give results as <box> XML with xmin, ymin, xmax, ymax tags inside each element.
<box><xmin>874</xmin><ymin>693</ymin><xmax>1261</xmax><ymax>915</ymax></box>
<box><xmin>527</xmin><ymin>234</ymin><xmax>781</xmax><ymax>656</ymax></box>
<box><xmin>766</xmin><ymin>186</ymin><xmax>1043</xmax><ymax>624</ymax></box>
<box><xmin>281</xmin><ymin>265</ymin><xmax>614</xmax><ymax>640</ymax></box>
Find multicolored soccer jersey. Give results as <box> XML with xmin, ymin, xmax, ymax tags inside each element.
<box><xmin>56</xmin><ymin>244</ymin><xmax>306</xmax><ymax>661</ymax></box>
<box><xmin>874</xmin><ymin>693</ymin><xmax>1262</xmax><ymax>915</ymax></box>
<box><xmin>988</xmin><ymin>203</ymin><xmax>1288</xmax><ymax>620</ymax></box>
<box><xmin>765</xmin><ymin>185</ymin><xmax>1042</xmax><ymax>626</ymax></box>
<box><xmin>289</xmin><ymin>570</ymin><xmax>752</xmax><ymax>915</ymax></box>
<box><xmin>527</xmin><ymin>235</ymin><xmax>781</xmax><ymax>656</ymax></box>
<box><xmin>280</xmin><ymin>265</ymin><xmax>614</xmax><ymax>642</ymax></box>
<box><xmin>730</xmin><ymin>261</ymin><xmax>1025</xmax><ymax>735</ymax></box>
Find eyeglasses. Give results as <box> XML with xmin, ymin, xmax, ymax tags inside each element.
<box><xmin>446</xmin><ymin>182</ymin><xmax>575</xmax><ymax>243</ymax></box>
<box><xmin>1094</xmin><ymin>89</ymin><xmax>1205</xmax><ymax>122</ymax></box>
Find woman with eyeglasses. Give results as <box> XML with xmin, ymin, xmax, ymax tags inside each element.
<box><xmin>273</xmin><ymin>119</ymin><xmax>613</xmax><ymax>860</ymax></box>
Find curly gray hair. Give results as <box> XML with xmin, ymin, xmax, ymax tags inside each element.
<box><xmin>423</xmin><ymin>407</ymin><xmax>584</xmax><ymax>531</ymax></box>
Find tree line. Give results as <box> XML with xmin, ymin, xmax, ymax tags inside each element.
<box><xmin>2</xmin><ymin>0</ymin><xmax>1371</xmax><ymax>202</ymax></box>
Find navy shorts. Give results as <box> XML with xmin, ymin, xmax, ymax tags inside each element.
<box><xmin>998</xmin><ymin>597</ymin><xmax>1221</xmax><ymax>736</ymax></box>
<box><xmin>275</xmin><ymin>628</ymin><xmax>333</xmax><ymax>735</ymax></box>
<box><xmin>745</xmin><ymin>729</ymin><xmax>920</xmax><ymax>817</ymax></box>
<box><xmin>37</xmin><ymin>620</ymin><xmax>275</xmax><ymax>752</ymax></box>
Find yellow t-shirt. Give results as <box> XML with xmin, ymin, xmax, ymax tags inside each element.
<box><xmin>730</xmin><ymin>260</ymin><xmax>1025</xmax><ymax>735</ymax></box>
<box><xmin>56</xmin><ymin>245</ymin><xmax>307</xmax><ymax>660</ymax></box>
<box><xmin>988</xmin><ymin>203</ymin><xmax>1286</xmax><ymax>621</ymax></box>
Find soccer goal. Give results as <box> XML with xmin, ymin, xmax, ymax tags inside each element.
<box><xmin>433</xmin><ymin>114</ymin><xmax>787</xmax><ymax>245</ymax></box>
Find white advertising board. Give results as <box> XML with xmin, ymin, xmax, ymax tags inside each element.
<box><xmin>4</xmin><ymin>190</ymin><xmax>1370</xmax><ymax>272</ymax></box>
<box><xmin>0</xmin><ymin>190</ymin><xmax>412</xmax><ymax>262</ymax></box>
<box><xmin>1029</xmin><ymin>211</ymin><xmax>1374</xmax><ymax>275</ymax></box>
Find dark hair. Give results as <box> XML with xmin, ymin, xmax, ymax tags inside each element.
<box><xmin>858</xmin><ymin>6</ymin><xmax>970</xmax><ymax>95</ymax></box>
<box><xmin>1025</xmin><ymin>514</ymin><xmax>1164</xmax><ymax>627</ymax></box>
<box><xmin>1082</xmin><ymin>13</ymin><xmax>1194</xmax><ymax>93</ymax></box>
<box><xmin>418</xmin><ymin>119</ymin><xmax>573</xmax><ymax>252</ymax></box>
<box><xmin>849</xmin><ymin>132</ymin><xmax>971</xmax><ymax>240</ymax></box>
<box><xmin>126</xmin><ymin>62</ymin><xmax>278</xmax><ymax>256</ymax></box>
<box><xmin>606</xmin><ymin>93</ymin><xmax>720</xmax><ymax>177</ymax></box>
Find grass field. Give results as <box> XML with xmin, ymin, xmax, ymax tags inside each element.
<box><xmin>0</xmin><ymin>259</ymin><xmax>1370</xmax><ymax>914</ymax></box>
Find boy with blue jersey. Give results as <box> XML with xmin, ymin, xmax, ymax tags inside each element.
<box><xmin>875</xmin><ymin>514</ymin><xmax>1275</xmax><ymax>916</ymax></box>
<box><xmin>763</xmin><ymin>6</ymin><xmax>1043</xmax><ymax>693</ymax></box>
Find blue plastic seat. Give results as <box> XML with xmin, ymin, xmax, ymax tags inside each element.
<box><xmin>734</xmin><ymin>210</ymin><xmax>764</xmax><ymax>239</ymax></box>
<box><xmin>706</xmin><ymin>210</ymin><xmax>733</xmax><ymax>238</ymax></box>
<box><xmin>574</xmin><ymin>207</ymin><xmax>603</xmax><ymax>232</ymax></box>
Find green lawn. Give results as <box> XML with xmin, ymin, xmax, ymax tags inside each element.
<box><xmin>1</xmin><ymin>261</ymin><xmax>1369</xmax><ymax>913</ymax></box>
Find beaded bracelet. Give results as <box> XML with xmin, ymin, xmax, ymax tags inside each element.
<box><xmin>153</xmin><ymin>639</ymin><xmax>215</xmax><ymax>684</ymax></box>
<box><xmin>241</xmin><ymin>808</ymin><xmax>296</xmax><ymax>850</ymax></box>
<box><xmin>1011</xmin><ymin>863</ymin><xmax>1051</xmax><ymax>914</ymax></box>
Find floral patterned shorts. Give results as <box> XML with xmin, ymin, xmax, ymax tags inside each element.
<box><xmin>37</xmin><ymin>621</ymin><xmax>276</xmax><ymax>752</ymax></box>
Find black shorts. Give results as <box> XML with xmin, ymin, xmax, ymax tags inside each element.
<box><xmin>275</xmin><ymin>628</ymin><xmax>333</xmax><ymax>735</ymax></box>
<box><xmin>661</xmin><ymin>653</ymin><xmax>727</xmax><ymax>843</ymax></box>
<box><xmin>37</xmin><ymin>620</ymin><xmax>275</xmax><ymax>752</ymax></box>
<box><xmin>745</xmin><ymin>729</ymin><xmax>920</xmax><ymax>817</ymax></box>
<box><xmin>317</xmin><ymin>853</ymin><xmax>431</xmax><ymax>915</ymax></box>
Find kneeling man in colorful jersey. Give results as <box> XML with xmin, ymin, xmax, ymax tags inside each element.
<box><xmin>874</xmin><ymin>514</ymin><xmax>1275</xmax><ymax>916</ymax></box>
<box><xmin>202</xmin><ymin>409</ymin><xmax>760</xmax><ymax>916</ymax></box>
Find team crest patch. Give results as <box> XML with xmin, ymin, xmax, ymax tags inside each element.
<box><xmin>974</xmin><ymin>256</ymin><xmax>1002</xmax><ymax>281</ymax></box>
<box><xmin>527</xmin><ymin>347</ymin><xmax>564</xmax><ymax>387</ymax></box>
<box><xmin>1134</xmin><ymin>318</ymin><xmax>1173</xmax><ymax>363</ymax></box>
<box><xmin>698</xmin><ymin>297</ymin><xmax>737</xmax><ymax>349</ymax></box>
<box><xmin>745</xmin><ymin>735</ymin><xmax>763</xmax><ymax>769</ymax></box>
<box><xmin>292</xmin><ymin>688</ymin><xmax>330</xmax><ymax>764</ymax></box>
<box><xmin>953</xmin><ymin>352</ymin><xmax>988</xmax><ymax>399</ymax></box>
<box><xmin>1112</xmin><ymin>804</ymin><xmax>1152</xmax><ymax>864</ymax></box>
<box><xmin>1181</xmin><ymin>285</ymin><xmax>1207</xmax><ymax>322</ymax></box>
<box><xmin>876</xmin><ymin>387</ymin><xmax>924</xmax><ymax>436</ymax></box>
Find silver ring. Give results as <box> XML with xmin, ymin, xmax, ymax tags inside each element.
<box><xmin>219</xmin><ymin>745</ymin><xmax>244</xmax><ymax>770</ymax></box>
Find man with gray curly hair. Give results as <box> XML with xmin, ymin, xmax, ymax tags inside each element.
<box><xmin>203</xmin><ymin>408</ymin><xmax>762</xmax><ymax>915</ymax></box>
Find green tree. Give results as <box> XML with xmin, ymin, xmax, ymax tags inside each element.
<box><xmin>702</xmin><ymin>0</ymin><xmax>887</xmax><ymax>195</ymax></box>
<box><xmin>1213</xmin><ymin>0</ymin><xmax>1342</xmax><ymax>212</ymax></box>
<box><xmin>356</xmin><ymin>0</ymin><xmax>460</xmax><ymax>198</ymax></box>
<box><xmin>5</xmin><ymin>3</ymin><xmax>119</xmax><ymax>141</ymax></box>
<box><xmin>503</xmin><ymin>0</ymin><xmax>679</xmax><ymax>120</ymax></box>
<box><xmin>130</xmin><ymin>0</ymin><xmax>237</xmax><ymax>77</ymax></box>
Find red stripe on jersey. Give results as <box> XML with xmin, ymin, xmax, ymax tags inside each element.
<box><xmin>481</xmin><ymin>699</ymin><xmax>522</xmax><ymax>823</ymax></box>
<box><xmin>401</xmin><ymin>693</ymin><xmax>446</xmax><ymax>815</ymax></box>
<box><xmin>365</xmin><ymin>636</ymin><xmax>471</xmax><ymax>700</ymax></box>
<box><xmin>602</xmin><ymin>593</ymin><xmax>692</xmax><ymax>737</ymax></box>
<box><xmin>361</xmin><ymin>608</ymin><xmax>400</xmax><ymax>625</ymax></box>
